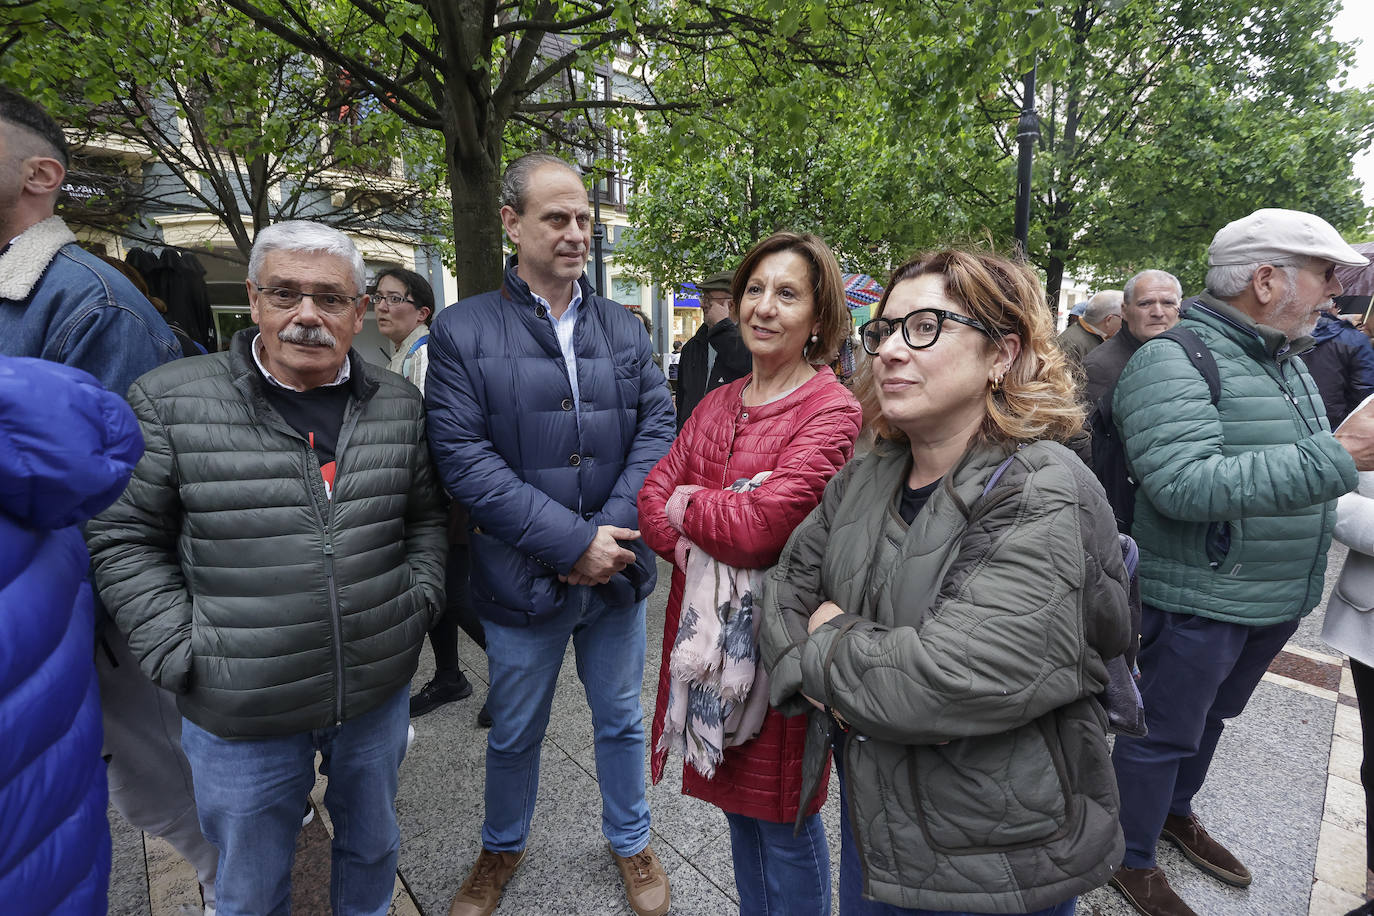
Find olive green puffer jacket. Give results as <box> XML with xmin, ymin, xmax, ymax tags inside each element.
<box><xmin>1113</xmin><ymin>294</ymin><xmax>1357</xmax><ymax>625</ymax></box>
<box><xmin>87</xmin><ymin>330</ymin><xmax>447</xmax><ymax>738</ymax></box>
<box><xmin>761</xmin><ymin>440</ymin><xmax>1131</xmax><ymax>913</ymax></box>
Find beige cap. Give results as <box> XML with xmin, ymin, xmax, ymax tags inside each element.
<box><xmin>1208</xmin><ymin>208</ymin><xmax>1369</xmax><ymax>268</ymax></box>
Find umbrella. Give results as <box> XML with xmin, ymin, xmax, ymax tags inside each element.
<box><xmin>1335</xmin><ymin>241</ymin><xmax>1374</xmax><ymax>297</ymax></box>
<box><xmin>1334</xmin><ymin>241</ymin><xmax>1374</xmax><ymax>322</ymax></box>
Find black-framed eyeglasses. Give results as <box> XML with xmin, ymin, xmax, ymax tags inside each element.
<box><xmin>373</xmin><ymin>292</ymin><xmax>416</xmax><ymax>307</ymax></box>
<box><xmin>858</xmin><ymin>308</ymin><xmax>993</xmax><ymax>355</ymax></box>
<box><xmin>255</xmin><ymin>286</ymin><xmax>361</xmax><ymax>315</ymax></box>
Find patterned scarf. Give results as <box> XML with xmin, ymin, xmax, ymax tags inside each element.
<box><xmin>657</xmin><ymin>472</ymin><xmax>772</xmax><ymax>779</ymax></box>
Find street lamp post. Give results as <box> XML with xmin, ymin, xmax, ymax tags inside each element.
<box><xmin>592</xmin><ymin>180</ymin><xmax>606</xmax><ymax>297</ymax></box>
<box><xmin>1013</xmin><ymin>64</ymin><xmax>1038</xmax><ymax>259</ymax></box>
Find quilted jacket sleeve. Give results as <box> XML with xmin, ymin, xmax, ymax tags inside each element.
<box><xmin>679</xmin><ymin>395</ymin><xmax>860</xmax><ymax>569</ymax></box>
<box><xmin>590</xmin><ymin>320</ymin><xmax>675</xmax><ymax>533</ymax></box>
<box><xmin>798</xmin><ymin>459</ymin><xmax>1125</xmax><ymax>745</ymax></box>
<box><xmin>404</xmin><ymin>412</ymin><xmax>449</xmax><ymax>625</ymax></box>
<box><xmin>759</xmin><ymin>460</ymin><xmax>857</xmax><ymax>717</ymax></box>
<box><xmin>425</xmin><ymin>314</ymin><xmax>597</xmax><ymax>573</ymax></box>
<box><xmin>85</xmin><ymin>379</ymin><xmax>194</xmax><ymax>692</ymax></box>
<box><xmin>638</xmin><ymin>417</ymin><xmax>692</xmax><ymax>562</ymax></box>
<box><xmin>1114</xmin><ymin>338</ymin><xmax>1357</xmax><ymax>522</ymax></box>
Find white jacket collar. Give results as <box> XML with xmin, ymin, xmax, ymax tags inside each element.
<box><xmin>0</xmin><ymin>216</ymin><xmax>77</xmax><ymax>302</ymax></box>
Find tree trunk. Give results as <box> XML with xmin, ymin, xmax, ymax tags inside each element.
<box><xmin>1044</xmin><ymin>255</ymin><xmax>1065</xmax><ymax>318</ymax></box>
<box><xmin>446</xmin><ymin>140</ymin><xmax>505</xmax><ymax>300</ymax></box>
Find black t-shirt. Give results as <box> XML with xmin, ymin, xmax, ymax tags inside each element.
<box><xmin>261</xmin><ymin>376</ymin><xmax>350</xmax><ymax>496</ymax></box>
<box><xmin>899</xmin><ymin>478</ymin><xmax>942</xmax><ymax>525</ymax></box>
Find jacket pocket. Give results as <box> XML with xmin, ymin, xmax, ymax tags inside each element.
<box><xmin>909</xmin><ymin>716</ymin><xmax>1073</xmax><ymax>855</ymax></box>
<box><xmin>1204</xmin><ymin>520</ymin><xmax>1243</xmax><ymax>575</ymax></box>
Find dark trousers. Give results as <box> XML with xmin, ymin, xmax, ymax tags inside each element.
<box><xmin>428</xmin><ymin>543</ymin><xmax>486</xmax><ymax>675</ymax></box>
<box><xmin>1351</xmin><ymin>658</ymin><xmax>1374</xmax><ymax>872</ymax></box>
<box><xmin>1112</xmin><ymin>605</ymin><xmax>1299</xmax><ymax>868</ymax></box>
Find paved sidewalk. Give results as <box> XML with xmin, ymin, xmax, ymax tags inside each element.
<box><xmin>109</xmin><ymin>554</ymin><xmax>1367</xmax><ymax>915</ymax></box>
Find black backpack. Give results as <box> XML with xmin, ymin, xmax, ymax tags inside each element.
<box><xmin>1089</xmin><ymin>326</ymin><xmax>1221</xmax><ymax>533</ymax></box>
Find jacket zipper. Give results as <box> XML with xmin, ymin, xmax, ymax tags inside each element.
<box><xmin>304</xmin><ymin>444</ymin><xmax>346</xmax><ymax>725</ymax></box>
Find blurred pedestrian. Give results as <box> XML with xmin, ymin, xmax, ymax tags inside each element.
<box><xmin>675</xmin><ymin>269</ymin><xmax>751</xmax><ymax>430</ymax></box>
<box><xmin>1058</xmin><ymin>289</ymin><xmax>1122</xmax><ymax>367</ymax></box>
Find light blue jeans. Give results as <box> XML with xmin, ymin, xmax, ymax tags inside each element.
<box><xmin>181</xmin><ymin>686</ymin><xmax>409</xmax><ymax>916</ymax></box>
<box><xmin>725</xmin><ymin>811</ymin><xmax>831</xmax><ymax>915</ymax></box>
<box><xmin>481</xmin><ymin>588</ymin><xmax>651</xmax><ymax>856</ymax></box>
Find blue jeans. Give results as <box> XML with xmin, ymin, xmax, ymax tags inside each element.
<box><xmin>181</xmin><ymin>686</ymin><xmax>410</xmax><ymax>916</ymax></box>
<box><xmin>482</xmin><ymin>588</ymin><xmax>650</xmax><ymax>855</ymax></box>
<box><xmin>1112</xmin><ymin>606</ymin><xmax>1299</xmax><ymax>869</ymax></box>
<box><xmin>725</xmin><ymin>811</ymin><xmax>831</xmax><ymax>915</ymax></box>
<box><xmin>835</xmin><ymin>755</ymin><xmax>1075</xmax><ymax>916</ymax></box>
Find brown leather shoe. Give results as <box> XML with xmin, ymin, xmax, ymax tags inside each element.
<box><xmin>1110</xmin><ymin>866</ymin><xmax>1200</xmax><ymax>916</ymax></box>
<box><xmin>611</xmin><ymin>845</ymin><xmax>670</xmax><ymax>916</ymax></box>
<box><xmin>448</xmin><ymin>848</ymin><xmax>526</xmax><ymax>916</ymax></box>
<box><xmin>1162</xmin><ymin>812</ymin><xmax>1253</xmax><ymax>887</ymax></box>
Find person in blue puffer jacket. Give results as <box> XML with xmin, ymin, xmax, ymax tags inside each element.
<box><xmin>0</xmin><ymin>356</ymin><xmax>142</xmax><ymax>915</ymax></box>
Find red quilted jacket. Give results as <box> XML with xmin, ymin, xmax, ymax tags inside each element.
<box><xmin>638</xmin><ymin>367</ymin><xmax>861</xmax><ymax>821</ymax></box>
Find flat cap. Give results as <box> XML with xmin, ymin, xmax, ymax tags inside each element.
<box><xmin>699</xmin><ymin>270</ymin><xmax>735</xmax><ymax>292</ymax></box>
<box><xmin>1208</xmin><ymin>208</ymin><xmax>1368</xmax><ymax>268</ymax></box>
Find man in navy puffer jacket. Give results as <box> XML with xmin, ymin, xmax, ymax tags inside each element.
<box><xmin>426</xmin><ymin>153</ymin><xmax>675</xmax><ymax>916</ymax></box>
<box><xmin>0</xmin><ymin>356</ymin><xmax>142</xmax><ymax>915</ymax></box>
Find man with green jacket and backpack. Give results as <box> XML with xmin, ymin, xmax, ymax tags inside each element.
<box><xmin>1108</xmin><ymin>209</ymin><xmax>1374</xmax><ymax>916</ymax></box>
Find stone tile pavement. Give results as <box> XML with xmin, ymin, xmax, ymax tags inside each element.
<box><xmin>109</xmin><ymin>552</ymin><xmax>1368</xmax><ymax>915</ymax></box>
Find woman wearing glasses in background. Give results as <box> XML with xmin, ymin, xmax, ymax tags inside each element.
<box><xmin>761</xmin><ymin>249</ymin><xmax>1132</xmax><ymax>916</ymax></box>
<box><xmin>373</xmin><ymin>268</ymin><xmax>490</xmax><ymax>724</ymax></box>
<box><xmin>374</xmin><ymin>267</ymin><xmax>435</xmax><ymax>392</ymax></box>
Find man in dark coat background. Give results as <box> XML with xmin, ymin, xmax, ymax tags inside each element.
<box><xmin>675</xmin><ymin>269</ymin><xmax>751</xmax><ymax>430</ymax></box>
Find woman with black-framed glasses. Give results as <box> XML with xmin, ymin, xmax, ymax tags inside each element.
<box><xmin>761</xmin><ymin>249</ymin><xmax>1132</xmax><ymax>916</ymax></box>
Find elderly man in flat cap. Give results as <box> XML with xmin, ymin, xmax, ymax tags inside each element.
<box><xmin>1107</xmin><ymin>209</ymin><xmax>1374</xmax><ymax>916</ymax></box>
<box><xmin>675</xmin><ymin>269</ymin><xmax>751</xmax><ymax>430</ymax></box>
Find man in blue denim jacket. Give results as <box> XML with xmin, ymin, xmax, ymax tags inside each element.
<box><xmin>0</xmin><ymin>88</ymin><xmax>219</xmax><ymax>913</ymax></box>
<box><xmin>0</xmin><ymin>88</ymin><xmax>179</xmax><ymax>395</ymax></box>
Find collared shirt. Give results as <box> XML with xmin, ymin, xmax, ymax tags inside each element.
<box><xmin>252</xmin><ymin>332</ymin><xmax>351</xmax><ymax>391</ymax></box>
<box><xmin>533</xmin><ymin>285</ymin><xmax>584</xmax><ymax>411</ymax></box>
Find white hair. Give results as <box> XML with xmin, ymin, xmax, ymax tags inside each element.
<box><xmin>247</xmin><ymin>221</ymin><xmax>366</xmax><ymax>293</ymax></box>
<box><xmin>1206</xmin><ymin>262</ymin><xmax>1299</xmax><ymax>300</ymax></box>
<box><xmin>1123</xmin><ymin>269</ymin><xmax>1182</xmax><ymax>305</ymax></box>
<box><xmin>1082</xmin><ymin>289</ymin><xmax>1124</xmax><ymax>325</ymax></box>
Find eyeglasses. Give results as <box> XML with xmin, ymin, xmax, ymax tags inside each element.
<box><xmin>373</xmin><ymin>292</ymin><xmax>416</xmax><ymax>308</ymax></box>
<box><xmin>858</xmin><ymin>308</ymin><xmax>993</xmax><ymax>355</ymax></box>
<box><xmin>255</xmin><ymin>286</ymin><xmax>361</xmax><ymax>315</ymax></box>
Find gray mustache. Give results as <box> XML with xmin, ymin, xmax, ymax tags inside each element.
<box><xmin>279</xmin><ymin>325</ymin><xmax>337</xmax><ymax>348</ymax></box>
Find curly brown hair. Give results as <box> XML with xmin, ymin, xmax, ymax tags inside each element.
<box><xmin>854</xmin><ymin>249</ymin><xmax>1084</xmax><ymax>446</ymax></box>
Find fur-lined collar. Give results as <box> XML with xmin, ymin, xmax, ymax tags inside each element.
<box><xmin>0</xmin><ymin>216</ymin><xmax>77</xmax><ymax>302</ymax></box>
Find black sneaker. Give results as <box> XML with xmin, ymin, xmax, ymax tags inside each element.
<box><xmin>477</xmin><ymin>702</ymin><xmax>493</xmax><ymax>728</ymax></box>
<box><xmin>409</xmin><ymin>671</ymin><xmax>473</xmax><ymax>718</ymax></box>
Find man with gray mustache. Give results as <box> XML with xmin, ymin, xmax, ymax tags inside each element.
<box><xmin>87</xmin><ymin>220</ymin><xmax>448</xmax><ymax>915</ymax></box>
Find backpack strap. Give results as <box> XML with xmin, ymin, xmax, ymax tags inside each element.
<box><xmin>406</xmin><ymin>333</ymin><xmax>430</xmax><ymax>356</ymax></box>
<box><xmin>1155</xmin><ymin>326</ymin><xmax>1221</xmax><ymax>406</ymax></box>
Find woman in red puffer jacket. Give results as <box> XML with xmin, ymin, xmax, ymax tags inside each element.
<box><xmin>639</xmin><ymin>232</ymin><xmax>861</xmax><ymax>915</ymax></box>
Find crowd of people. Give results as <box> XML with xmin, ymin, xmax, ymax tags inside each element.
<box><xmin>4</xmin><ymin>82</ymin><xmax>1374</xmax><ymax>916</ymax></box>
